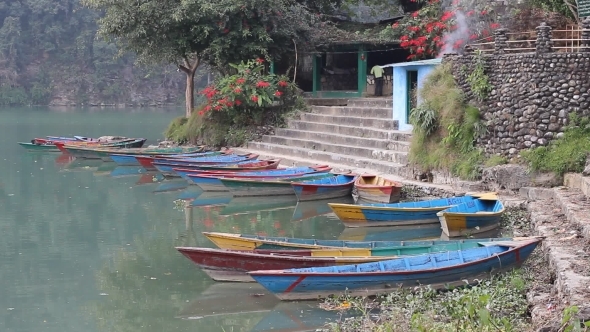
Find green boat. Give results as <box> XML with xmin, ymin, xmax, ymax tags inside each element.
<box><xmin>18</xmin><ymin>142</ymin><xmax>60</xmax><ymax>152</ymax></box>
<box><xmin>220</xmin><ymin>173</ymin><xmax>336</xmax><ymax>197</ymax></box>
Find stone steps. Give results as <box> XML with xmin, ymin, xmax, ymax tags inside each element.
<box><xmin>311</xmin><ymin>105</ymin><xmax>393</xmax><ymax>118</ymax></box>
<box><xmin>248</xmin><ymin>141</ymin><xmax>408</xmax><ymax>165</ymax></box>
<box><xmin>271</xmin><ymin>128</ymin><xmax>411</xmax><ymax>152</ymax></box>
<box><xmin>346</xmin><ymin>98</ymin><xmax>393</xmax><ymax>108</ymax></box>
<box><xmin>287</xmin><ymin>120</ymin><xmax>411</xmax><ymax>141</ymax></box>
<box><xmin>300</xmin><ymin>113</ymin><xmax>398</xmax><ymax>130</ymax></box>
<box><xmin>520</xmin><ymin>185</ymin><xmax>590</xmax><ymax>321</ymax></box>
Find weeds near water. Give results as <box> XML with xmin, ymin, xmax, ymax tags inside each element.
<box><xmin>322</xmin><ymin>271</ymin><xmax>531</xmax><ymax>332</ymax></box>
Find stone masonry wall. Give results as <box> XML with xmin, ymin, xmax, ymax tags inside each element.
<box><xmin>443</xmin><ymin>20</ymin><xmax>590</xmax><ymax>157</ymax></box>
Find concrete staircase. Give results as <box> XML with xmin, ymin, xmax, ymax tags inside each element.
<box><xmin>236</xmin><ymin>98</ymin><xmax>415</xmax><ymax>178</ymax></box>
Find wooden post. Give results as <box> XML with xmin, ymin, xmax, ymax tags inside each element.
<box><xmin>357</xmin><ymin>46</ymin><xmax>367</xmax><ymax>97</ymax></box>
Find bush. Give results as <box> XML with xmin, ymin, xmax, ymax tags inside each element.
<box><xmin>522</xmin><ymin>115</ymin><xmax>590</xmax><ymax>176</ymax></box>
<box><xmin>409</xmin><ymin>63</ymin><xmax>487</xmax><ymax>180</ymax></box>
<box><xmin>164</xmin><ymin>59</ymin><xmax>305</xmax><ymax>147</ymax></box>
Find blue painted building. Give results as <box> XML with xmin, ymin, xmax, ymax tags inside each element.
<box><xmin>382</xmin><ymin>58</ymin><xmax>442</xmax><ymax>131</ymax></box>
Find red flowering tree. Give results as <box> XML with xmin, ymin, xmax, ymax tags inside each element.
<box><xmin>383</xmin><ymin>0</ymin><xmax>501</xmax><ymax>60</ymax></box>
<box><xmin>199</xmin><ymin>58</ymin><xmax>300</xmax><ymax>125</ymax></box>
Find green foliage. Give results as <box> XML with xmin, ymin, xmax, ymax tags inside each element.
<box><xmin>163</xmin><ymin>117</ymin><xmax>190</xmax><ymax>144</ymax></box>
<box><xmin>559</xmin><ymin>306</ymin><xmax>590</xmax><ymax>332</ymax></box>
<box><xmin>0</xmin><ymin>85</ymin><xmax>28</xmax><ymax>106</ymax></box>
<box><xmin>525</xmin><ymin>0</ymin><xmax>577</xmax><ymax>22</ymax></box>
<box><xmin>409</xmin><ymin>63</ymin><xmax>487</xmax><ymax>180</ymax></box>
<box><xmin>465</xmin><ymin>50</ymin><xmax>492</xmax><ymax>101</ymax></box>
<box><xmin>522</xmin><ymin>115</ymin><xmax>590</xmax><ymax>176</ymax></box>
<box><xmin>485</xmin><ymin>154</ymin><xmax>508</xmax><ymax>167</ymax></box>
<box><xmin>325</xmin><ymin>270</ymin><xmax>532</xmax><ymax>332</ymax></box>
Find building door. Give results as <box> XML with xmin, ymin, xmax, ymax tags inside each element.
<box><xmin>406</xmin><ymin>70</ymin><xmax>418</xmax><ymax>123</ymax></box>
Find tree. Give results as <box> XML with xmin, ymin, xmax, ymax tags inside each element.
<box><xmin>82</xmin><ymin>0</ymin><xmax>352</xmax><ymax>117</ymax></box>
<box><xmin>82</xmin><ymin>0</ymin><xmax>219</xmax><ymax>117</ymax></box>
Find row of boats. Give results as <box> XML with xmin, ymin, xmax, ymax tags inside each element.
<box><xmin>20</xmin><ymin>134</ymin><xmax>539</xmax><ymax>302</ymax></box>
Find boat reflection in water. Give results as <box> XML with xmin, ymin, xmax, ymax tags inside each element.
<box><xmin>152</xmin><ymin>179</ymin><xmax>190</xmax><ymax>194</ymax></box>
<box><xmin>176</xmin><ymin>186</ymin><xmax>204</xmax><ymax>201</ymax></box>
<box><xmin>220</xmin><ymin>196</ymin><xmax>298</xmax><ymax>216</ymax></box>
<box><xmin>178</xmin><ymin>283</ymin><xmax>354</xmax><ymax>332</ymax></box>
<box><xmin>292</xmin><ymin>197</ymin><xmax>354</xmax><ymax>222</ymax></box>
<box><xmin>338</xmin><ymin>223</ymin><xmax>443</xmax><ymax>242</ymax></box>
<box><xmin>110</xmin><ymin>166</ymin><xmax>147</xmax><ymax>177</ymax></box>
<box><xmin>135</xmin><ymin>172</ymin><xmax>165</xmax><ymax>185</ymax></box>
<box><xmin>187</xmin><ymin>191</ymin><xmax>233</xmax><ymax>207</ymax></box>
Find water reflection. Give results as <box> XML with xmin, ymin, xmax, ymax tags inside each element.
<box><xmin>110</xmin><ymin>166</ymin><xmax>148</xmax><ymax>177</ymax></box>
<box><xmin>153</xmin><ymin>180</ymin><xmax>189</xmax><ymax>193</ymax></box>
<box><xmin>178</xmin><ymin>283</ymin><xmax>350</xmax><ymax>332</ymax></box>
<box><xmin>292</xmin><ymin>197</ymin><xmax>354</xmax><ymax>222</ymax></box>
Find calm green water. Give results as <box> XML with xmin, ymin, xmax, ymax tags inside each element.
<box><xmin>0</xmin><ymin>107</ymin><xmax>392</xmax><ymax>332</ymax></box>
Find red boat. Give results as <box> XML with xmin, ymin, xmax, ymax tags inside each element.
<box><xmin>176</xmin><ymin>247</ymin><xmax>386</xmax><ymax>282</ymax></box>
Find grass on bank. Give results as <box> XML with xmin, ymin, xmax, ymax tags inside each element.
<box><xmin>408</xmin><ymin>63</ymin><xmax>492</xmax><ymax>180</ymax></box>
<box><xmin>522</xmin><ymin>114</ymin><xmax>590</xmax><ymax>176</ymax></box>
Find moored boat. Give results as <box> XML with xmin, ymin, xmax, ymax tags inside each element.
<box><xmin>176</xmin><ymin>238</ymin><xmax>521</xmax><ymax>282</ymax></box>
<box><xmin>58</xmin><ymin>139</ymin><xmax>147</xmax><ymax>157</ymax></box>
<box><xmin>153</xmin><ymin>154</ymin><xmax>259</xmax><ymax>175</ymax></box>
<box><xmin>202</xmin><ymin>231</ymin><xmax>521</xmax><ymax>251</ymax></box>
<box><xmin>328</xmin><ymin>195</ymin><xmax>485</xmax><ymax>228</ymax></box>
<box><xmin>171</xmin><ymin>159</ymin><xmax>281</xmax><ymax>178</ymax></box>
<box><xmin>248</xmin><ymin>238</ymin><xmax>542</xmax><ymax>300</ymax></box>
<box><xmin>291</xmin><ymin>174</ymin><xmax>357</xmax><ymax>202</ymax></box>
<box><xmin>135</xmin><ymin>150</ymin><xmax>223</xmax><ymax>170</ymax></box>
<box><xmin>219</xmin><ymin>172</ymin><xmax>335</xmax><ymax>197</ymax></box>
<box><xmin>438</xmin><ymin>197</ymin><xmax>505</xmax><ymax>237</ymax></box>
<box><xmin>109</xmin><ymin>150</ymin><xmax>217</xmax><ymax>166</ymax></box>
<box><xmin>18</xmin><ymin>142</ymin><xmax>61</xmax><ymax>152</ymax></box>
<box><xmin>185</xmin><ymin>166</ymin><xmax>332</xmax><ymax>191</ymax></box>
<box><xmin>354</xmin><ymin>175</ymin><xmax>403</xmax><ymax>203</ymax></box>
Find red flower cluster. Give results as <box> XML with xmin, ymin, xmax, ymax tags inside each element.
<box><xmin>256</xmin><ymin>81</ymin><xmax>270</xmax><ymax>88</ymax></box>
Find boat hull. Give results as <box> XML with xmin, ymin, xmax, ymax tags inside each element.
<box><xmin>110</xmin><ymin>154</ymin><xmax>140</xmax><ymax>166</ymax></box>
<box><xmin>291</xmin><ymin>175</ymin><xmax>356</xmax><ymax>202</ymax></box>
<box><xmin>329</xmin><ymin>204</ymin><xmax>443</xmax><ymax>227</ymax></box>
<box><xmin>439</xmin><ymin>212</ymin><xmax>502</xmax><ymax>237</ymax></box>
<box><xmin>249</xmin><ymin>239</ymin><xmax>541</xmax><ymax>300</ymax></box>
<box><xmin>220</xmin><ymin>173</ymin><xmax>334</xmax><ymax>197</ymax></box>
<box><xmin>18</xmin><ymin>142</ymin><xmax>60</xmax><ymax>152</ymax></box>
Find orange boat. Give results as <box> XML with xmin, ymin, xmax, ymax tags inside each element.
<box><xmin>354</xmin><ymin>175</ymin><xmax>403</xmax><ymax>203</ymax></box>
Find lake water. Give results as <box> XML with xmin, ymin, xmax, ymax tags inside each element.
<box><xmin>0</xmin><ymin>107</ymin><xmax>453</xmax><ymax>332</ymax></box>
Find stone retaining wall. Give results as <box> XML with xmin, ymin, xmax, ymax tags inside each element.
<box><xmin>444</xmin><ymin>19</ymin><xmax>590</xmax><ymax>157</ymax></box>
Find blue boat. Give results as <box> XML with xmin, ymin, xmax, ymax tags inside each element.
<box><xmin>328</xmin><ymin>195</ymin><xmax>487</xmax><ymax>228</ymax></box>
<box><xmin>438</xmin><ymin>198</ymin><xmax>505</xmax><ymax>238</ymax></box>
<box><xmin>153</xmin><ymin>155</ymin><xmax>258</xmax><ymax>176</ymax></box>
<box><xmin>291</xmin><ymin>174</ymin><xmax>357</xmax><ymax>202</ymax></box>
<box><xmin>110</xmin><ymin>166</ymin><xmax>147</xmax><ymax>177</ymax></box>
<box><xmin>110</xmin><ymin>154</ymin><xmax>142</xmax><ymax>166</ymax></box>
<box><xmin>248</xmin><ymin>238</ymin><xmax>542</xmax><ymax>300</ymax></box>
<box><xmin>185</xmin><ymin>167</ymin><xmax>330</xmax><ymax>191</ymax></box>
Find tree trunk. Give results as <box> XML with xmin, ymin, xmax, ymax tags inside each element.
<box><xmin>185</xmin><ymin>71</ymin><xmax>195</xmax><ymax>118</ymax></box>
<box><xmin>179</xmin><ymin>55</ymin><xmax>200</xmax><ymax>118</ymax></box>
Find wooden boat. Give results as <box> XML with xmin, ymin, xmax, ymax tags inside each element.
<box><xmin>54</xmin><ymin>138</ymin><xmax>140</xmax><ymax>152</ymax></box>
<box><xmin>109</xmin><ymin>150</ymin><xmax>217</xmax><ymax>166</ymax></box>
<box><xmin>34</xmin><ymin>136</ymin><xmax>96</xmax><ymax>144</ymax></box>
<box><xmin>202</xmin><ymin>231</ymin><xmax>519</xmax><ymax>251</ymax></box>
<box><xmin>177</xmin><ymin>237</ymin><xmax>520</xmax><ymax>282</ymax></box>
<box><xmin>328</xmin><ymin>194</ymin><xmax>492</xmax><ymax>228</ymax></box>
<box><xmin>172</xmin><ymin>159</ymin><xmax>281</xmax><ymax>178</ymax></box>
<box><xmin>438</xmin><ymin>197</ymin><xmax>505</xmax><ymax>237</ymax></box>
<box><xmin>354</xmin><ymin>175</ymin><xmax>403</xmax><ymax>203</ymax></box>
<box><xmin>153</xmin><ymin>154</ymin><xmax>259</xmax><ymax>175</ymax></box>
<box><xmin>134</xmin><ymin>151</ymin><xmax>227</xmax><ymax>170</ymax></box>
<box><xmin>291</xmin><ymin>174</ymin><xmax>357</xmax><ymax>202</ymax></box>
<box><xmin>186</xmin><ymin>166</ymin><xmax>332</xmax><ymax>191</ymax></box>
<box><xmin>219</xmin><ymin>172</ymin><xmax>336</xmax><ymax>197</ymax></box>
<box><xmin>18</xmin><ymin>142</ymin><xmax>60</xmax><ymax>152</ymax></box>
<box><xmin>58</xmin><ymin>139</ymin><xmax>147</xmax><ymax>157</ymax></box>
<box><xmin>248</xmin><ymin>238</ymin><xmax>542</xmax><ymax>300</ymax></box>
